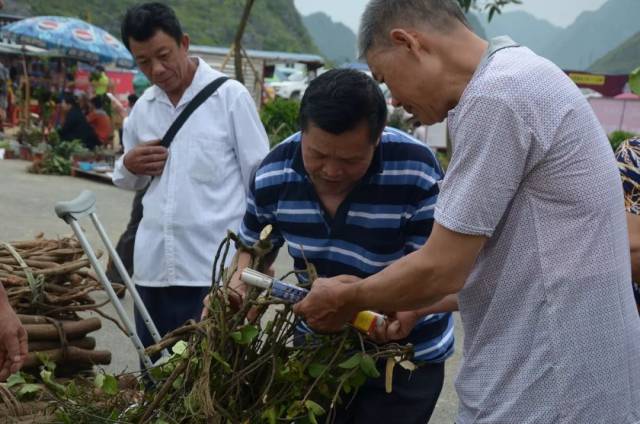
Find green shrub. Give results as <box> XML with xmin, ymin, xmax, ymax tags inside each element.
<box><xmin>260</xmin><ymin>98</ymin><xmax>300</xmax><ymax>147</ymax></box>
<box><xmin>30</xmin><ymin>138</ymin><xmax>88</xmax><ymax>175</ymax></box>
<box><xmin>609</xmin><ymin>130</ymin><xmax>638</xmax><ymax>152</ymax></box>
<box><xmin>436</xmin><ymin>150</ymin><xmax>450</xmax><ymax>171</ymax></box>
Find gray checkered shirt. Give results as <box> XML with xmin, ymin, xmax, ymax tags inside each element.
<box><xmin>436</xmin><ymin>37</ymin><xmax>640</xmax><ymax>423</ymax></box>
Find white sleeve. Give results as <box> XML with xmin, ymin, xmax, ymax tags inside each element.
<box><xmin>112</xmin><ymin>112</ymin><xmax>150</xmax><ymax>190</ymax></box>
<box><xmin>228</xmin><ymin>89</ymin><xmax>270</xmax><ymax>193</ymax></box>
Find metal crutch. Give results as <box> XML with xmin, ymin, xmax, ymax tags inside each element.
<box><xmin>54</xmin><ymin>190</ymin><xmax>169</xmax><ymax>370</ymax></box>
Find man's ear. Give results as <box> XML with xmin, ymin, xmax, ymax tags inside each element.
<box><xmin>389</xmin><ymin>29</ymin><xmax>421</xmax><ymax>52</ymax></box>
<box><xmin>181</xmin><ymin>34</ymin><xmax>190</xmax><ymax>51</ymax></box>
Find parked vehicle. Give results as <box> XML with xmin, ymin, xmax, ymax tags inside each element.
<box><xmin>267</xmin><ymin>70</ymin><xmax>308</xmax><ymax>100</ymax></box>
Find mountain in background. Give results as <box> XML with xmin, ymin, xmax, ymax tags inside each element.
<box><xmin>2</xmin><ymin>0</ymin><xmax>319</xmax><ymax>54</ymax></box>
<box><xmin>590</xmin><ymin>31</ymin><xmax>640</xmax><ymax>75</ymax></box>
<box><xmin>541</xmin><ymin>0</ymin><xmax>640</xmax><ymax>70</ymax></box>
<box><xmin>478</xmin><ymin>10</ymin><xmax>561</xmax><ymax>56</ymax></box>
<box><xmin>303</xmin><ymin>12</ymin><xmax>356</xmax><ymax>65</ymax></box>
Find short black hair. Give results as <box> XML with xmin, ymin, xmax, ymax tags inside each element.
<box><xmin>121</xmin><ymin>2</ymin><xmax>183</xmax><ymax>51</ymax></box>
<box><xmin>127</xmin><ymin>93</ymin><xmax>139</xmax><ymax>107</ymax></box>
<box><xmin>299</xmin><ymin>69</ymin><xmax>387</xmax><ymax>144</ymax></box>
<box><xmin>62</xmin><ymin>92</ymin><xmax>77</xmax><ymax>107</ymax></box>
<box><xmin>90</xmin><ymin>96</ymin><xmax>103</xmax><ymax>110</ymax></box>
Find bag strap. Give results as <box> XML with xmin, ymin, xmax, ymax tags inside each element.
<box><xmin>159</xmin><ymin>76</ymin><xmax>229</xmax><ymax>148</ymax></box>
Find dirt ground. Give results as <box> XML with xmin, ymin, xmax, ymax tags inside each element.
<box><xmin>0</xmin><ymin>158</ymin><xmax>462</xmax><ymax>423</ymax></box>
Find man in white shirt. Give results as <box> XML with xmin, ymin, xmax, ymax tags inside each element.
<box><xmin>113</xmin><ymin>2</ymin><xmax>269</xmax><ymax>357</ymax></box>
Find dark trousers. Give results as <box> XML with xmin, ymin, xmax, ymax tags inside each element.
<box><xmin>333</xmin><ymin>360</ymin><xmax>445</xmax><ymax>424</ymax></box>
<box><xmin>134</xmin><ymin>285</ymin><xmax>210</xmax><ymax>358</ymax></box>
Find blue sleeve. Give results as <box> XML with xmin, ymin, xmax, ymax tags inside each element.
<box><xmin>404</xmin><ymin>155</ymin><xmax>443</xmax><ymax>254</ymax></box>
<box><xmin>238</xmin><ymin>174</ymin><xmax>285</xmax><ymax>250</ymax></box>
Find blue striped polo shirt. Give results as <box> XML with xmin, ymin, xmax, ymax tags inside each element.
<box><xmin>239</xmin><ymin>127</ymin><xmax>454</xmax><ymax>363</ymax></box>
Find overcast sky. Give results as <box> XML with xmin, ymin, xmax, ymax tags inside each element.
<box><xmin>294</xmin><ymin>0</ymin><xmax>610</xmax><ymax>32</ymax></box>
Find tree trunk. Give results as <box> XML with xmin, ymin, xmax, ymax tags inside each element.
<box><xmin>28</xmin><ymin>337</ymin><xmax>96</xmax><ymax>351</ymax></box>
<box><xmin>24</xmin><ymin>346</ymin><xmax>111</xmax><ymax>368</ymax></box>
<box><xmin>233</xmin><ymin>0</ymin><xmax>256</xmax><ymax>83</ymax></box>
<box><xmin>23</xmin><ymin>317</ymin><xmax>101</xmax><ymax>341</ymax></box>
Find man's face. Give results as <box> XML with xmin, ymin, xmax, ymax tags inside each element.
<box><xmin>302</xmin><ymin>121</ymin><xmax>378</xmax><ymax>197</ymax></box>
<box><xmin>367</xmin><ymin>35</ymin><xmax>448</xmax><ymax>125</ymax></box>
<box><xmin>129</xmin><ymin>30</ymin><xmax>190</xmax><ymax>95</ymax></box>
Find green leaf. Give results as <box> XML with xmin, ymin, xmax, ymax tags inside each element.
<box><xmin>307</xmin><ymin>410</ymin><xmax>318</xmax><ymax>424</ymax></box>
<box><xmin>94</xmin><ymin>373</ymin><xmax>118</xmax><ymax>395</ymax></box>
<box><xmin>338</xmin><ymin>353</ymin><xmax>361</xmax><ymax>369</ymax></box>
<box><xmin>172</xmin><ymin>375</ymin><xmax>184</xmax><ymax>390</ymax></box>
<box><xmin>40</xmin><ymin>369</ymin><xmax>53</xmax><ymax>384</ymax></box>
<box><xmin>350</xmin><ymin>370</ymin><xmax>367</xmax><ymax>388</ymax></box>
<box><xmin>102</xmin><ymin>374</ymin><xmax>119</xmax><ymax>396</ymax></box>
<box><xmin>308</xmin><ymin>363</ymin><xmax>327</xmax><ymax>378</ymax></box>
<box><xmin>17</xmin><ymin>383</ymin><xmax>42</xmax><ymax>399</ymax></box>
<box><xmin>35</xmin><ymin>352</ymin><xmax>56</xmax><ymax>372</ymax></box>
<box><xmin>65</xmin><ymin>381</ymin><xmax>78</xmax><ymax>397</ymax></box>
<box><xmin>241</xmin><ymin>325</ymin><xmax>259</xmax><ymax>344</ymax></box>
<box><xmin>149</xmin><ymin>366</ymin><xmax>165</xmax><ymax>380</ymax></box>
<box><xmin>171</xmin><ymin>340</ymin><xmax>189</xmax><ymax>356</ymax></box>
<box><xmin>286</xmin><ymin>400</ymin><xmax>305</xmax><ymax>419</ymax></box>
<box><xmin>261</xmin><ymin>406</ymin><xmax>277</xmax><ymax>424</ymax></box>
<box><xmin>343</xmin><ymin>380</ymin><xmax>352</xmax><ymax>394</ymax></box>
<box><xmin>231</xmin><ymin>325</ymin><xmax>260</xmax><ymax>345</ymax></box>
<box><xmin>39</xmin><ymin>368</ymin><xmax>65</xmax><ymax>394</ymax></box>
<box><xmin>94</xmin><ymin>373</ymin><xmax>105</xmax><ymax>389</ymax></box>
<box><xmin>55</xmin><ymin>411</ymin><xmax>73</xmax><ymax>424</ymax></box>
<box><xmin>304</xmin><ymin>400</ymin><xmax>325</xmax><ymax>416</ymax></box>
<box><xmin>212</xmin><ymin>351</ymin><xmax>232</xmax><ymax>373</ymax></box>
<box><xmin>6</xmin><ymin>372</ymin><xmax>26</xmax><ymax>388</ymax></box>
<box><xmin>359</xmin><ymin>354</ymin><xmax>380</xmax><ymax>378</ymax></box>
<box><xmin>230</xmin><ymin>331</ymin><xmax>243</xmax><ymax>343</ymax></box>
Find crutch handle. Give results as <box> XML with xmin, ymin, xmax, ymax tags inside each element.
<box><xmin>55</xmin><ymin>190</ymin><xmax>96</xmax><ymax>220</ymax></box>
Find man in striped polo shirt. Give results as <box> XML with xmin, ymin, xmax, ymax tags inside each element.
<box><xmin>231</xmin><ymin>69</ymin><xmax>453</xmax><ymax>423</ymax></box>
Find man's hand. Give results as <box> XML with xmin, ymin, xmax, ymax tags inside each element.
<box><xmin>123</xmin><ymin>140</ymin><xmax>168</xmax><ymax>176</ymax></box>
<box><xmin>200</xmin><ymin>266</ymin><xmax>274</xmax><ymax>321</ymax></box>
<box><xmin>293</xmin><ymin>275</ymin><xmax>361</xmax><ymax>333</ymax></box>
<box><xmin>370</xmin><ymin>311</ymin><xmax>420</xmax><ymax>343</ymax></box>
<box><xmin>0</xmin><ymin>303</ymin><xmax>28</xmax><ymax>381</ymax></box>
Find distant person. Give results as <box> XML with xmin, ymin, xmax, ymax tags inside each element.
<box><xmin>0</xmin><ymin>62</ymin><xmax>9</xmax><ymax>133</ymax></box>
<box><xmin>107</xmin><ymin>93</ymin><xmax>138</xmax><ymax>153</ymax></box>
<box><xmin>58</xmin><ymin>92</ymin><xmax>99</xmax><ymax>150</ymax></box>
<box><xmin>87</xmin><ymin>95</ymin><xmax>113</xmax><ymax>147</ymax></box>
<box><xmin>294</xmin><ymin>1</ymin><xmax>640</xmax><ymax>423</ymax></box>
<box><xmin>91</xmin><ymin>65</ymin><xmax>110</xmax><ymax>97</ymax></box>
<box><xmin>615</xmin><ymin>135</ymin><xmax>640</xmax><ymax>313</ymax></box>
<box><xmin>112</xmin><ymin>2</ymin><xmax>269</xmax><ymax>363</ymax></box>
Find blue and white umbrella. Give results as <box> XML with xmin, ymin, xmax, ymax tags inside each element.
<box><xmin>1</xmin><ymin>16</ymin><xmax>134</xmax><ymax>68</ymax></box>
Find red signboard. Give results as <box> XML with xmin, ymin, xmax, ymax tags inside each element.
<box><xmin>565</xmin><ymin>70</ymin><xmax>628</xmax><ymax>98</ymax></box>
<box><xmin>74</xmin><ymin>69</ymin><xmax>134</xmax><ymax>104</ymax></box>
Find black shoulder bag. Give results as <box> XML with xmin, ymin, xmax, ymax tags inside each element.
<box><xmin>106</xmin><ymin>76</ymin><xmax>229</xmax><ymax>282</ymax></box>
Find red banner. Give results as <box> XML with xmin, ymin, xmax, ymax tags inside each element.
<box><xmin>74</xmin><ymin>69</ymin><xmax>134</xmax><ymax>104</ymax></box>
<box><xmin>565</xmin><ymin>70</ymin><xmax>628</xmax><ymax>98</ymax></box>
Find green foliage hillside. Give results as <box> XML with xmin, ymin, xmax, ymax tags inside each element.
<box><xmin>590</xmin><ymin>31</ymin><xmax>640</xmax><ymax>75</ymax></box>
<box><xmin>3</xmin><ymin>0</ymin><xmax>319</xmax><ymax>54</ymax></box>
